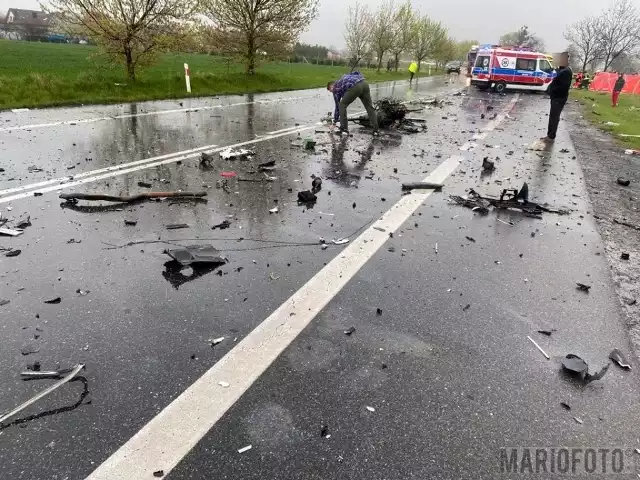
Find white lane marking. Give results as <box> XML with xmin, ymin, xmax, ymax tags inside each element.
<box><xmin>0</xmin><ymin>126</ymin><xmax>315</xmax><ymax>205</ymax></box>
<box><xmin>0</xmin><ymin>144</ymin><xmax>219</xmax><ymax>198</ymax></box>
<box><xmin>0</xmin><ymin>95</ymin><xmax>318</xmax><ymax>133</ymax></box>
<box><xmin>84</xmin><ymin>155</ymin><xmax>462</xmax><ymax>480</ymax></box>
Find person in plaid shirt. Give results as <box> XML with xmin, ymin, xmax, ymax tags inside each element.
<box><xmin>327</xmin><ymin>71</ymin><xmax>379</xmax><ymax>136</ymax></box>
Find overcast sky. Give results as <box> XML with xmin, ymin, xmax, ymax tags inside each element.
<box><xmin>1</xmin><ymin>0</ymin><xmax>622</xmax><ymax>52</ymax></box>
<box><xmin>301</xmin><ymin>0</ymin><xmax>613</xmax><ymax>52</ymax></box>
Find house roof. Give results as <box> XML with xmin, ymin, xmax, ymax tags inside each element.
<box><xmin>4</xmin><ymin>9</ymin><xmax>53</xmax><ymax>27</ymax></box>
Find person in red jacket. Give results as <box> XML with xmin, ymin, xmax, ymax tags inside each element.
<box><xmin>612</xmin><ymin>73</ymin><xmax>626</xmax><ymax>107</ymax></box>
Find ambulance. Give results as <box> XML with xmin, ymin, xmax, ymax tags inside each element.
<box><xmin>470</xmin><ymin>45</ymin><xmax>556</xmax><ymax>93</ymax></box>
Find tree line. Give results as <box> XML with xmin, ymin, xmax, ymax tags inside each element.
<box><xmin>564</xmin><ymin>0</ymin><xmax>640</xmax><ymax>73</ymax></box>
<box><xmin>344</xmin><ymin>0</ymin><xmax>476</xmax><ymax>72</ymax></box>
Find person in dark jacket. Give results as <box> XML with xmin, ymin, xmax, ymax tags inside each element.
<box><xmin>327</xmin><ymin>71</ymin><xmax>378</xmax><ymax>135</ymax></box>
<box><xmin>542</xmin><ymin>53</ymin><xmax>572</xmax><ymax>143</ymax></box>
<box><xmin>612</xmin><ymin>73</ymin><xmax>625</xmax><ymax>107</ymax></box>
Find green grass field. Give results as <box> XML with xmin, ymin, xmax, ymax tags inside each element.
<box><xmin>572</xmin><ymin>89</ymin><xmax>640</xmax><ymax>149</ymax></box>
<box><xmin>0</xmin><ymin>40</ymin><xmax>434</xmax><ymax>109</ymax></box>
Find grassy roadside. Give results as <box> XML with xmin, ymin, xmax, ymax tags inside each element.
<box><xmin>0</xmin><ymin>40</ymin><xmax>436</xmax><ymax>110</ymax></box>
<box><xmin>571</xmin><ymin>89</ymin><xmax>640</xmax><ymax>149</ymax></box>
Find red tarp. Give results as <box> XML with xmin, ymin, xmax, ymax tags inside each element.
<box><xmin>589</xmin><ymin>72</ymin><xmax>640</xmax><ymax>94</ymax></box>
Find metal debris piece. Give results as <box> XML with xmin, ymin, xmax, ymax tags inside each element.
<box><xmin>269</xmin><ymin>206</ymin><xmax>279</xmax><ymax>214</ymax></box>
<box><xmin>312</xmin><ymin>176</ymin><xmax>322</xmax><ymax>192</ymax></box>
<box><xmin>298</xmin><ymin>191</ymin><xmax>317</xmax><ymax>203</ymax></box>
<box><xmin>166</xmin><ymin>223</ymin><xmax>189</xmax><ymax>230</ymax></box>
<box><xmin>16</xmin><ymin>216</ymin><xmax>31</xmax><ymax>229</ymax></box>
<box><xmin>21</xmin><ymin>344</ymin><xmax>40</xmax><ymax>356</ymax></box>
<box><xmin>0</xmin><ymin>299</ymin><xmax>9</xmax><ymax>306</ymax></box>
<box><xmin>5</xmin><ymin>249</ymin><xmax>21</xmax><ymax>257</ymax></box>
<box><xmin>212</xmin><ymin>220</ymin><xmax>231</xmax><ymax>230</ymax></box>
<box><xmin>210</xmin><ymin>337</ymin><xmax>225</xmax><ymax>345</ymax></box>
<box><xmin>560</xmin><ymin>402</ymin><xmax>571</xmax><ymax>411</ymax></box>
<box><xmin>220</xmin><ymin>148</ymin><xmax>254</xmax><ymax>160</ymax></box>
<box><xmin>0</xmin><ymin>227</ymin><xmax>23</xmax><ymax>236</ymax></box>
<box><xmin>60</xmin><ymin>191</ymin><xmax>206</xmax><ymax>203</ymax></box>
<box><xmin>574</xmin><ymin>417</ymin><xmax>583</xmax><ymax>425</ymax></box>
<box><xmin>200</xmin><ymin>152</ymin><xmax>215</xmax><ymax>166</ymax></box>
<box><xmin>153</xmin><ymin>470</ymin><xmax>164</xmax><ymax>478</ymax></box>
<box><xmin>561</xmin><ymin>354</ymin><xmax>609</xmax><ymax>383</ymax></box>
<box><xmin>44</xmin><ymin>297</ymin><xmax>61</xmax><ymax>304</ymax></box>
<box><xmin>401</xmin><ymin>182</ymin><xmax>443</xmax><ymax>191</ymax></box>
<box><xmin>21</xmin><ymin>366</ymin><xmax>76</xmax><ymax>379</ymax></box>
<box><xmin>164</xmin><ymin>245</ymin><xmax>226</xmax><ymax>267</ymax></box>
<box><xmin>344</xmin><ymin>327</ymin><xmax>356</xmax><ymax>336</ymax></box>
<box><xmin>617</xmin><ymin>178</ymin><xmax>630</xmax><ymax>187</ymax></box>
<box><xmin>218</xmin><ymin>381</ymin><xmax>230</xmax><ymax>388</ymax></box>
<box><xmin>609</xmin><ymin>349</ymin><xmax>631</xmax><ymax>370</ymax></box>
<box><xmin>527</xmin><ymin>336</ymin><xmax>549</xmax><ymax>359</ymax></box>
<box><xmin>482</xmin><ymin>157</ymin><xmax>495</xmax><ymax>172</ymax></box>
<box><xmin>366</xmin><ymin>406</ymin><xmax>376</xmax><ymax>412</ymax></box>
<box><xmin>220</xmin><ymin>171</ymin><xmax>237</xmax><ymax>178</ymax></box>
<box><xmin>124</xmin><ymin>219</ymin><xmax>137</xmax><ymax>226</ymax></box>
<box><xmin>465</xmin><ymin>236</ymin><xmax>476</xmax><ymax>243</ymax></box>
<box><xmin>576</xmin><ymin>283</ymin><xmax>591</xmax><ymax>293</ymax></box>
<box><xmin>333</xmin><ymin>238</ymin><xmax>349</xmax><ymax>245</ymax></box>
<box><xmin>321</xmin><ymin>425</ymin><xmax>329</xmax><ymax>437</ymax></box>
<box><xmin>76</xmin><ymin>289</ymin><xmax>90</xmax><ymax>296</ymax></box>
<box><xmin>537</xmin><ymin>329</ymin><xmax>556</xmax><ymax>336</ymax></box>
<box><xmin>376</xmin><ymin>308</ymin><xmax>382</xmax><ymax>315</ymax></box>
<box><xmin>237</xmin><ymin>445</ymin><xmax>252</xmax><ymax>454</ymax></box>
<box><xmin>0</xmin><ymin>364</ymin><xmax>85</xmax><ymax>425</ymax></box>
<box><xmin>137</xmin><ymin>181</ymin><xmax>152</xmax><ymax>188</ymax></box>
<box><xmin>621</xmin><ymin>253</ymin><xmax>630</xmax><ymax>260</ymax></box>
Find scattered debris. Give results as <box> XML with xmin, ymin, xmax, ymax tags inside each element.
<box><xmin>376</xmin><ymin>308</ymin><xmax>382</xmax><ymax>315</ymax></box>
<box><xmin>609</xmin><ymin>349</ymin><xmax>631</xmax><ymax>370</ymax></box>
<box><xmin>621</xmin><ymin>252</ymin><xmax>630</xmax><ymax>260</ymax></box>
<box><xmin>0</xmin><ymin>227</ymin><xmax>23</xmax><ymax>237</ymax></box>
<box><xmin>218</xmin><ymin>381</ymin><xmax>230</xmax><ymax>388</ymax></box>
<box><xmin>365</xmin><ymin>406</ymin><xmax>376</xmax><ymax>412</ymax></box>
<box><xmin>617</xmin><ymin>178</ymin><xmax>631</xmax><ymax>187</ymax></box>
<box><xmin>401</xmin><ymin>182</ymin><xmax>443</xmax><ymax>191</ymax></box>
<box><xmin>573</xmin><ymin>417</ymin><xmax>583</xmax><ymax>425</ymax></box>
<box><xmin>0</xmin><ymin>299</ymin><xmax>9</xmax><ymax>306</ymax></box>
<box><xmin>209</xmin><ymin>337</ymin><xmax>225</xmax><ymax>346</ymax></box>
<box><xmin>164</xmin><ymin>245</ymin><xmax>226</xmax><ymax>267</ymax></box>
<box><xmin>463</xmin><ymin>304</ymin><xmax>471</xmax><ymax>311</ymax></box>
<box><xmin>311</xmin><ymin>175</ymin><xmax>322</xmax><ymax>192</ymax></box>
<box><xmin>137</xmin><ymin>181</ymin><xmax>152</xmax><ymax>188</ymax></box>
<box><xmin>153</xmin><ymin>471</ymin><xmax>164</xmax><ymax>478</ymax></box>
<box><xmin>333</xmin><ymin>238</ymin><xmax>349</xmax><ymax>245</ymax></box>
<box><xmin>21</xmin><ymin>344</ymin><xmax>40</xmax><ymax>356</ymax></box>
<box><xmin>212</xmin><ymin>220</ymin><xmax>231</xmax><ymax>230</ymax></box>
<box><xmin>624</xmin><ymin>149</ymin><xmax>639</xmax><ymax>155</ymax></box>
<box><xmin>465</xmin><ymin>236</ymin><xmax>476</xmax><ymax>243</ymax></box>
<box><xmin>200</xmin><ymin>152</ymin><xmax>215</xmax><ymax>167</ymax></box>
<box><xmin>560</xmin><ymin>148</ymin><xmax>570</xmax><ymax>154</ymax></box>
<box><xmin>60</xmin><ymin>191</ymin><xmax>207</xmax><ymax>204</ymax></box>
<box><xmin>527</xmin><ymin>335</ymin><xmax>549</xmax><ymax>359</ymax></box>
<box><xmin>344</xmin><ymin>327</ymin><xmax>356</xmax><ymax>336</ymax></box>
<box><xmin>321</xmin><ymin>425</ymin><xmax>329</xmax><ymax>437</ymax></box>
<box><xmin>0</xmin><ymin>364</ymin><xmax>85</xmax><ymax>425</ymax></box>
<box><xmin>165</xmin><ymin>223</ymin><xmax>189</xmax><ymax>230</ymax></box>
<box><xmin>303</xmin><ymin>138</ymin><xmax>316</xmax><ymax>150</ymax></box>
<box><xmin>220</xmin><ymin>171</ymin><xmax>237</xmax><ymax>178</ymax></box>
<box><xmin>220</xmin><ymin>148</ymin><xmax>254</xmax><ymax>160</ymax></box>
<box><xmin>560</xmin><ymin>402</ymin><xmax>571</xmax><ymax>411</ymax></box>
<box><xmin>237</xmin><ymin>445</ymin><xmax>252</xmax><ymax>454</ymax></box>
<box><xmin>269</xmin><ymin>206</ymin><xmax>279</xmax><ymax>214</ymax></box>
<box><xmin>44</xmin><ymin>297</ymin><xmax>61</xmax><ymax>304</ymax></box>
<box><xmin>561</xmin><ymin>354</ymin><xmax>609</xmax><ymax>383</ymax></box>
<box><xmin>482</xmin><ymin>157</ymin><xmax>495</xmax><ymax>172</ymax></box>
<box><xmin>124</xmin><ymin>219</ymin><xmax>137</xmax><ymax>226</ymax></box>
<box><xmin>576</xmin><ymin>283</ymin><xmax>591</xmax><ymax>293</ymax></box>
<box><xmin>16</xmin><ymin>216</ymin><xmax>31</xmax><ymax>229</ymax></box>
<box><xmin>76</xmin><ymin>289</ymin><xmax>90</xmax><ymax>296</ymax></box>
<box><xmin>297</xmin><ymin>191</ymin><xmax>317</xmax><ymax>203</ymax></box>
<box><xmin>5</xmin><ymin>249</ymin><xmax>21</xmax><ymax>257</ymax></box>
<box><xmin>537</xmin><ymin>329</ymin><xmax>556</xmax><ymax>336</ymax></box>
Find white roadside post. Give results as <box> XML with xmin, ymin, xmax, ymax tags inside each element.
<box><xmin>184</xmin><ymin>63</ymin><xmax>191</xmax><ymax>93</ymax></box>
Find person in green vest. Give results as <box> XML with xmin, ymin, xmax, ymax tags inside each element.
<box><xmin>409</xmin><ymin>61</ymin><xmax>418</xmax><ymax>84</ymax></box>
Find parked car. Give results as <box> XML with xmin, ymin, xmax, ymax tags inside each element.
<box><xmin>446</xmin><ymin>61</ymin><xmax>462</xmax><ymax>74</ymax></box>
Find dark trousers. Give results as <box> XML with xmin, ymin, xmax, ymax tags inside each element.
<box><xmin>339</xmin><ymin>81</ymin><xmax>378</xmax><ymax>132</ymax></box>
<box><xmin>547</xmin><ymin>97</ymin><xmax>567</xmax><ymax>140</ymax></box>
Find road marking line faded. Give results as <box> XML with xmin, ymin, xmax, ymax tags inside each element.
<box><xmin>84</xmin><ymin>154</ymin><xmax>462</xmax><ymax>480</ymax></box>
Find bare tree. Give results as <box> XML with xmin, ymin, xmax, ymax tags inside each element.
<box><xmin>370</xmin><ymin>0</ymin><xmax>396</xmax><ymax>71</ymax></box>
<box><xmin>344</xmin><ymin>2</ymin><xmax>372</xmax><ymax>69</ymax></box>
<box><xmin>411</xmin><ymin>15</ymin><xmax>445</xmax><ymax>70</ymax></box>
<box><xmin>389</xmin><ymin>0</ymin><xmax>414</xmax><ymax>72</ymax></box>
<box><xmin>564</xmin><ymin>16</ymin><xmax>603</xmax><ymax>72</ymax></box>
<box><xmin>46</xmin><ymin>0</ymin><xmax>198</xmax><ymax>81</ymax></box>
<box><xmin>204</xmin><ymin>0</ymin><xmax>318</xmax><ymax>75</ymax></box>
<box><xmin>499</xmin><ymin>25</ymin><xmax>545</xmax><ymax>51</ymax></box>
<box><xmin>596</xmin><ymin>0</ymin><xmax>640</xmax><ymax>71</ymax></box>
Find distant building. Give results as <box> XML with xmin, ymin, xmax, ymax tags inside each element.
<box><xmin>1</xmin><ymin>8</ymin><xmax>54</xmax><ymax>41</ymax></box>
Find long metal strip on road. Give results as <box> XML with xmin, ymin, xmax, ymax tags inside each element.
<box><xmin>84</xmin><ymin>95</ymin><xmax>519</xmax><ymax>480</ymax></box>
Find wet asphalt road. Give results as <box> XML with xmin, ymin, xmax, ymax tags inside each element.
<box><xmin>1</xmin><ymin>76</ymin><xmax>640</xmax><ymax>480</ymax></box>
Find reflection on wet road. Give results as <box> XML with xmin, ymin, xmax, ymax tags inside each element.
<box><xmin>2</xmin><ymin>76</ymin><xmax>639</xmax><ymax>480</ymax></box>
